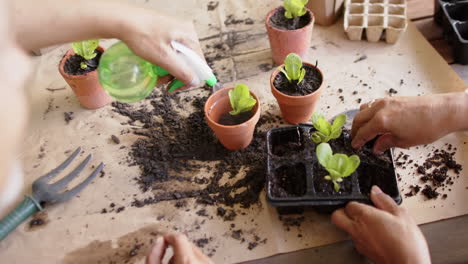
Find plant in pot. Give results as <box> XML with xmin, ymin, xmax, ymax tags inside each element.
<box><xmin>266</xmin><ymin>112</ymin><xmax>402</xmax><ymax>214</ymax></box>
<box><xmin>266</xmin><ymin>0</ymin><xmax>315</xmax><ymax>65</ymax></box>
<box><xmin>59</xmin><ymin>40</ymin><xmax>112</xmax><ymax>109</ymax></box>
<box><xmin>271</xmin><ymin>53</ymin><xmax>324</xmax><ymax>124</ymax></box>
<box><xmin>204</xmin><ymin>84</ymin><xmax>261</xmax><ymax>150</ymax></box>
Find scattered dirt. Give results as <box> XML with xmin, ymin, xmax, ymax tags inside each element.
<box><xmin>397</xmin><ymin>144</ymin><xmax>462</xmax><ymax>200</ymax></box>
<box><xmin>110</xmin><ymin>90</ymin><xmax>280</xmax><ymax>212</ymax></box>
<box><xmin>207</xmin><ymin>1</ymin><xmax>219</xmax><ymax>11</ymax></box>
<box><xmin>354</xmin><ymin>55</ymin><xmax>367</xmax><ymax>63</ymax></box>
<box><xmin>274</xmin><ymin>65</ymin><xmax>322</xmax><ymax>96</ymax></box>
<box><xmin>388</xmin><ymin>88</ymin><xmax>398</xmax><ymax>95</ymax></box>
<box><xmin>111</xmin><ymin>135</ymin><xmax>121</xmax><ymax>144</ymax></box>
<box><xmin>258</xmin><ymin>63</ymin><xmax>274</xmax><ymax>72</ymax></box>
<box><xmin>269</xmin><ymin>7</ymin><xmax>311</xmax><ymax>30</ymax></box>
<box><xmin>279</xmin><ymin>215</ymin><xmax>305</xmax><ymax>231</ymax></box>
<box><xmin>64</xmin><ymin>112</ymin><xmax>74</xmax><ymax>124</ymax></box>
<box><xmin>27</xmin><ymin>211</ymin><xmax>49</xmax><ymax>231</ymax></box>
<box><xmin>63</xmin><ymin>50</ymin><xmax>102</xmax><ymax>75</ymax></box>
<box><xmin>224</xmin><ymin>15</ymin><xmax>254</xmax><ymax>26</ymax></box>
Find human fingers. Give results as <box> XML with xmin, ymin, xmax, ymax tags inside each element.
<box><xmin>373</xmin><ymin>133</ymin><xmax>399</xmax><ymax>154</ymax></box>
<box><xmin>331</xmin><ymin>208</ymin><xmax>356</xmax><ymax>237</ymax></box>
<box><xmin>146</xmin><ymin>236</ymin><xmax>167</xmax><ymax>264</ymax></box>
<box><xmin>351</xmin><ymin>113</ymin><xmax>389</xmax><ymax>149</ymax></box>
<box><xmin>164</xmin><ymin>233</ymin><xmax>196</xmax><ymax>261</ymax></box>
<box><xmin>351</xmin><ymin>107</ymin><xmax>378</xmax><ymax>139</ymax></box>
<box><xmin>370</xmin><ymin>185</ymin><xmax>400</xmax><ymax>216</ymax></box>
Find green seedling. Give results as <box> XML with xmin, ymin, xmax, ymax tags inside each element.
<box><xmin>311</xmin><ymin>112</ymin><xmax>346</xmax><ymax>144</ymax></box>
<box><xmin>278</xmin><ymin>53</ymin><xmax>306</xmax><ymax>84</ymax></box>
<box><xmin>284</xmin><ymin>0</ymin><xmax>309</xmax><ymax>19</ymax></box>
<box><xmin>229</xmin><ymin>83</ymin><xmax>257</xmax><ymax>115</ymax></box>
<box><xmin>72</xmin><ymin>40</ymin><xmax>99</xmax><ymax>69</ymax></box>
<box><xmin>316</xmin><ymin>143</ymin><xmax>360</xmax><ymax>192</ymax></box>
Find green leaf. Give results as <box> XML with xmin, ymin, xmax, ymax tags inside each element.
<box><xmin>343</xmin><ymin>155</ymin><xmax>361</xmax><ymax>177</ymax></box>
<box><xmin>331</xmin><ymin>114</ymin><xmax>346</xmax><ymax>131</ymax></box>
<box><xmin>333</xmin><ymin>181</ymin><xmax>341</xmax><ymax>192</ymax></box>
<box><xmin>314</xmin><ymin>118</ymin><xmax>331</xmax><ymax>136</ymax></box>
<box><xmin>283</xmin><ymin>0</ymin><xmax>308</xmax><ymax>18</ymax></box>
<box><xmin>324</xmin><ymin>175</ymin><xmax>332</xmax><ymax>180</ymax></box>
<box><xmin>315</xmin><ymin>142</ymin><xmax>361</xmax><ymax>192</ymax></box>
<box><xmin>298</xmin><ymin>68</ymin><xmax>306</xmax><ymax>84</ymax></box>
<box><xmin>72</xmin><ymin>40</ymin><xmax>99</xmax><ymax>60</ymax></box>
<box><xmin>229</xmin><ymin>84</ymin><xmax>257</xmax><ymax>115</ymax></box>
<box><xmin>311</xmin><ymin>132</ymin><xmax>323</xmax><ymax>144</ymax></box>
<box><xmin>284</xmin><ymin>53</ymin><xmax>304</xmax><ymax>81</ymax></box>
<box><xmin>311</xmin><ymin>112</ymin><xmax>323</xmax><ymax>124</ymax></box>
<box><xmin>316</xmin><ymin>143</ymin><xmax>332</xmax><ymax>168</ymax></box>
<box><xmin>278</xmin><ymin>66</ymin><xmax>292</xmax><ymax>82</ymax></box>
<box><xmin>80</xmin><ymin>62</ymin><xmax>87</xmax><ymax>69</ymax></box>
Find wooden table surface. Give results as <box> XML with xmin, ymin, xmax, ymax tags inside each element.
<box><xmin>247</xmin><ymin>1</ymin><xmax>468</xmax><ymax>263</ymax></box>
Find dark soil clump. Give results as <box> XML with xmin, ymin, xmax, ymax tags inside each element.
<box><xmin>218</xmin><ymin>111</ymin><xmax>254</xmax><ymax>126</ymax></box>
<box><xmin>269</xmin><ymin>7</ymin><xmax>311</xmax><ymax>30</ymax></box>
<box><xmin>64</xmin><ymin>112</ymin><xmax>74</xmax><ymax>124</ymax></box>
<box><xmin>207</xmin><ymin>1</ymin><xmax>219</xmax><ymax>11</ymax></box>
<box><xmin>63</xmin><ymin>50</ymin><xmax>102</xmax><ymax>75</ymax></box>
<box><xmin>111</xmin><ymin>135</ymin><xmax>121</xmax><ymax>144</ymax></box>
<box><xmin>422</xmin><ymin>185</ymin><xmax>439</xmax><ymax>199</ymax></box>
<box><xmin>274</xmin><ymin>65</ymin><xmax>322</xmax><ymax>96</ymax></box>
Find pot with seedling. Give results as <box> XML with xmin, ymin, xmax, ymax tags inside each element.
<box><xmin>266</xmin><ymin>0</ymin><xmax>315</xmax><ymax>65</ymax></box>
<box><xmin>59</xmin><ymin>40</ymin><xmax>112</xmax><ymax>109</ymax></box>
<box><xmin>204</xmin><ymin>84</ymin><xmax>261</xmax><ymax>150</ymax></box>
<box><xmin>271</xmin><ymin>53</ymin><xmax>324</xmax><ymax>124</ymax></box>
<box><xmin>266</xmin><ymin>111</ymin><xmax>401</xmax><ymax>214</ymax></box>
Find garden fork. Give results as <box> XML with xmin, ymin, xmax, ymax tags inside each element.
<box><xmin>0</xmin><ymin>147</ymin><xmax>104</xmax><ymax>241</ymax></box>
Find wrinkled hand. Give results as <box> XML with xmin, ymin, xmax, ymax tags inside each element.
<box><xmin>351</xmin><ymin>92</ymin><xmax>468</xmax><ymax>153</ymax></box>
<box><xmin>331</xmin><ymin>186</ymin><xmax>431</xmax><ymax>264</ymax></box>
<box><xmin>120</xmin><ymin>9</ymin><xmax>205</xmax><ymax>90</ymax></box>
<box><xmin>146</xmin><ymin>233</ymin><xmax>214</xmax><ymax>264</ymax></box>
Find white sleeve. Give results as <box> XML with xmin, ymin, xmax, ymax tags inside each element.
<box><xmin>0</xmin><ymin>161</ymin><xmax>24</xmax><ymax>217</ymax></box>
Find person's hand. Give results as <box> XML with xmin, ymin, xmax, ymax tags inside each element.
<box><xmin>331</xmin><ymin>186</ymin><xmax>431</xmax><ymax>264</ymax></box>
<box><xmin>120</xmin><ymin>8</ymin><xmax>205</xmax><ymax>91</ymax></box>
<box><xmin>351</xmin><ymin>92</ymin><xmax>468</xmax><ymax>153</ymax></box>
<box><xmin>146</xmin><ymin>233</ymin><xmax>214</xmax><ymax>264</ymax></box>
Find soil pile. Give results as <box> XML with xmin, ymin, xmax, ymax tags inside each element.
<box><xmin>111</xmin><ymin>88</ymin><xmax>280</xmax><ymax>209</ymax></box>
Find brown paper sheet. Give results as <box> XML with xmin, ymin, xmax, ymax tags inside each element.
<box><xmin>1</xmin><ymin>0</ymin><xmax>468</xmax><ymax>263</ymax></box>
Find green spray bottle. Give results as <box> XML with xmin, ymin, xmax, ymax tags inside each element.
<box><xmin>98</xmin><ymin>41</ymin><xmax>219</xmax><ymax>103</ymax></box>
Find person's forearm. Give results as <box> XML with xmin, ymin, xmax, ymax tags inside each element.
<box><xmin>12</xmin><ymin>0</ymin><xmax>138</xmax><ymax>51</ymax></box>
<box><xmin>446</xmin><ymin>91</ymin><xmax>468</xmax><ymax>133</ymax></box>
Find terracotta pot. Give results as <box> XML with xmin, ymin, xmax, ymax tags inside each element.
<box><xmin>271</xmin><ymin>62</ymin><xmax>324</xmax><ymax>124</ymax></box>
<box><xmin>204</xmin><ymin>87</ymin><xmax>261</xmax><ymax>150</ymax></box>
<box><xmin>265</xmin><ymin>7</ymin><xmax>315</xmax><ymax>65</ymax></box>
<box><xmin>59</xmin><ymin>46</ymin><xmax>112</xmax><ymax>109</ymax></box>
<box><xmin>306</xmin><ymin>0</ymin><xmax>344</xmax><ymax>26</ymax></box>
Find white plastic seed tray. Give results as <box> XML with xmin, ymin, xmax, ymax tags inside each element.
<box><xmin>344</xmin><ymin>0</ymin><xmax>408</xmax><ymax>43</ymax></box>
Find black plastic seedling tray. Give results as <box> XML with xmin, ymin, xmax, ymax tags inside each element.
<box><xmin>266</xmin><ymin>124</ymin><xmax>402</xmax><ymax>214</ymax></box>
<box><xmin>435</xmin><ymin>0</ymin><xmax>468</xmax><ymax>64</ymax></box>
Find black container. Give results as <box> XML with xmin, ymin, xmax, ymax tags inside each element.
<box><xmin>436</xmin><ymin>0</ymin><xmax>468</xmax><ymax>64</ymax></box>
<box><xmin>266</xmin><ymin>124</ymin><xmax>402</xmax><ymax>214</ymax></box>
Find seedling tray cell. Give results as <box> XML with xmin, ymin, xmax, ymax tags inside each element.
<box><xmin>266</xmin><ymin>124</ymin><xmax>402</xmax><ymax>214</ymax></box>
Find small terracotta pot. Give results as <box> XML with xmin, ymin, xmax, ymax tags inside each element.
<box><xmin>265</xmin><ymin>7</ymin><xmax>315</xmax><ymax>65</ymax></box>
<box><xmin>59</xmin><ymin>46</ymin><xmax>112</xmax><ymax>109</ymax></box>
<box><xmin>271</xmin><ymin>62</ymin><xmax>324</xmax><ymax>124</ymax></box>
<box><xmin>204</xmin><ymin>87</ymin><xmax>261</xmax><ymax>150</ymax></box>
